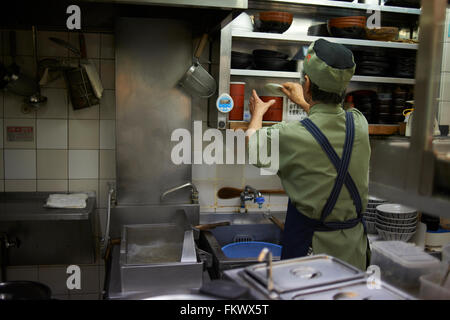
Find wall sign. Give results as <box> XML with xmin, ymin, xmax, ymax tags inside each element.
<box><xmin>7</xmin><ymin>126</ymin><xmax>34</xmax><ymax>142</ymax></box>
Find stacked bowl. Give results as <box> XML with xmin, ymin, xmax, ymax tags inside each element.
<box><xmin>327</xmin><ymin>16</ymin><xmax>367</xmax><ymax>39</ymax></box>
<box><xmin>256</xmin><ymin>11</ymin><xmax>293</xmax><ymax>33</ymax></box>
<box><xmin>363</xmin><ymin>196</ymin><xmax>387</xmax><ymax>234</ymax></box>
<box><xmin>375</xmin><ymin>204</ymin><xmax>418</xmax><ymax>241</ymax></box>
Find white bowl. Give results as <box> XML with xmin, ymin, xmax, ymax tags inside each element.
<box><xmin>375</xmin><ymin>222</ymin><xmax>416</xmax><ymax>234</ymax></box>
<box><xmin>232</xmin><ymin>12</ymin><xmax>254</xmax><ymax>32</ymax></box>
<box><xmin>376</xmin><ymin>203</ymin><xmax>417</xmax><ymax>219</ymax></box>
<box><xmin>376</xmin><ymin>229</ymin><xmax>416</xmax><ymax>241</ymax></box>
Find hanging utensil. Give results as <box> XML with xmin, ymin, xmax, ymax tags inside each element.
<box><xmin>4</xmin><ymin>30</ymin><xmax>38</xmax><ymax>97</ymax></box>
<box><xmin>25</xmin><ymin>26</ymin><xmax>47</xmax><ymax>111</ymax></box>
<box><xmin>49</xmin><ymin>37</ymin><xmax>81</xmax><ymax>56</ymax></box>
<box><xmin>63</xmin><ymin>32</ymin><xmax>100</xmax><ymax>110</ymax></box>
<box><xmin>179</xmin><ymin>33</ymin><xmax>216</xmax><ymax>98</ymax></box>
<box><xmin>263</xmin><ymin>212</ymin><xmax>285</xmax><ymax>231</ymax></box>
<box><xmin>79</xmin><ymin>33</ymin><xmax>103</xmax><ymax>99</ymax></box>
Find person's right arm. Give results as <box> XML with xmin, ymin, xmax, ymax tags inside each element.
<box><xmin>281</xmin><ymin>82</ymin><xmax>311</xmax><ymax>113</ymax></box>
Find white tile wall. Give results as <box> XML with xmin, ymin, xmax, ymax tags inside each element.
<box><xmin>36</xmin><ymin>88</ymin><xmax>68</xmax><ymax>119</ymax></box>
<box><xmin>4</xmin><ymin>179</ymin><xmax>36</xmax><ymax>192</ymax></box>
<box><xmin>99</xmin><ymin>149</ymin><xmax>116</xmax><ymax>179</ymax></box>
<box><xmin>4</xmin><ymin>149</ymin><xmax>36</xmax><ymax>179</ymax></box>
<box><xmin>36</xmin><ymin>119</ymin><xmax>67</xmax><ymax>149</ymax></box>
<box><xmin>99</xmin><ymin>120</ymin><xmax>115</xmax><ymax>149</ymax></box>
<box><xmin>1</xmin><ymin>29</ymin><xmax>116</xmax><ymax>252</ymax></box>
<box><xmin>37</xmin><ymin>179</ymin><xmax>68</xmax><ymax>192</ymax></box>
<box><xmin>36</xmin><ymin>149</ymin><xmax>68</xmax><ymax>179</ymax></box>
<box><xmin>69</xmin><ymin>119</ymin><xmax>99</xmax><ymax>149</ymax></box>
<box><xmin>68</xmin><ymin>150</ymin><xmax>99</xmax><ymax>179</ymax></box>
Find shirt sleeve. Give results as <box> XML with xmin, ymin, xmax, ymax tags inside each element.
<box><xmin>248</xmin><ymin>122</ymin><xmax>288</xmax><ymax>171</ymax></box>
<box><xmin>348</xmin><ymin>107</ymin><xmax>369</xmax><ymax>132</ymax></box>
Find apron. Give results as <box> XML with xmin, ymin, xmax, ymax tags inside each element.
<box><xmin>281</xmin><ymin>111</ymin><xmax>370</xmax><ymax>267</ymax></box>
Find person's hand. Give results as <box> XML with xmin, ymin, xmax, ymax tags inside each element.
<box><xmin>249</xmin><ymin>89</ymin><xmax>275</xmax><ymax>118</ymax></box>
<box><xmin>282</xmin><ymin>82</ymin><xmax>310</xmax><ymax>113</ymax></box>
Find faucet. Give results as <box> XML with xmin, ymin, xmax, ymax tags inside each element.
<box><xmin>257</xmin><ymin>247</ymin><xmax>276</xmax><ymax>297</ymax></box>
<box><xmin>161</xmin><ymin>182</ymin><xmax>199</xmax><ymax>204</ymax></box>
<box><xmin>240</xmin><ymin>185</ymin><xmax>265</xmax><ymax>213</ymax></box>
<box><xmin>101</xmin><ymin>182</ymin><xmax>116</xmax><ymax>259</ymax></box>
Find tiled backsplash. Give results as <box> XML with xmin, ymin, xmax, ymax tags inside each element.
<box><xmin>0</xmin><ymin>29</ymin><xmax>114</xmax><ymax>300</ymax></box>
<box><xmin>0</xmin><ymin>29</ymin><xmax>116</xmax><ymax>209</ymax></box>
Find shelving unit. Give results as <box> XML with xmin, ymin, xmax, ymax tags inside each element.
<box><xmin>210</xmin><ymin>0</ymin><xmax>420</xmax><ymax>133</ymax></box>
<box><xmin>229</xmin><ymin>120</ymin><xmax>400</xmax><ymax>135</ymax></box>
<box><xmin>230</xmin><ymin>69</ymin><xmax>416</xmax><ymax>84</ymax></box>
<box><xmin>232</xmin><ymin>30</ymin><xmax>419</xmax><ymax>50</ymax></box>
<box><xmin>247</xmin><ymin>0</ymin><xmax>421</xmax><ymax>15</ymax></box>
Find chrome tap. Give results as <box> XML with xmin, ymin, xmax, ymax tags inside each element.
<box><xmin>161</xmin><ymin>182</ymin><xmax>199</xmax><ymax>204</ymax></box>
<box><xmin>101</xmin><ymin>182</ymin><xmax>116</xmax><ymax>259</ymax></box>
<box><xmin>240</xmin><ymin>185</ymin><xmax>265</xmax><ymax>212</ymax></box>
<box><xmin>257</xmin><ymin>247</ymin><xmax>275</xmax><ymax>297</ymax></box>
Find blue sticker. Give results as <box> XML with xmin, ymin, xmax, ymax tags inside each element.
<box><xmin>216</xmin><ymin>93</ymin><xmax>234</xmax><ymax>113</ymax></box>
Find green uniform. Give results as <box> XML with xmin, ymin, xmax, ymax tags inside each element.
<box><xmin>249</xmin><ymin>103</ymin><xmax>370</xmax><ymax>270</ymax></box>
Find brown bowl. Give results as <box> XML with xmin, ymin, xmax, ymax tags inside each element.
<box><xmin>366</xmin><ymin>27</ymin><xmax>399</xmax><ymax>41</ymax></box>
<box><xmin>260</xmin><ymin>11</ymin><xmax>293</xmax><ymax>20</ymax></box>
<box><xmin>329</xmin><ymin>16</ymin><xmax>367</xmax><ymax>23</ymax></box>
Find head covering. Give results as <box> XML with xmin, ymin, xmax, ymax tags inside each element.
<box><xmin>302</xmin><ymin>38</ymin><xmax>356</xmax><ymax>95</ymax></box>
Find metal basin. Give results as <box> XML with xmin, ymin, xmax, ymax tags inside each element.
<box><xmin>119</xmin><ymin>222</ymin><xmax>202</xmax><ymax>294</ymax></box>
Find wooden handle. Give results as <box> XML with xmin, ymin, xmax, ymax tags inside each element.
<box><xmin>268</xmin><ymin>216</ymin><xmax>285</xmax><ymax>231</ymax></box>
<box><xmin>194</xmin><ymin>221</ymin><xmax>230</xmax><ymax>231</ymax></box>
<box><xmin>217</xmin><ymin>187</ymin><xmax>286</xmax><ymax>199</ymax></box>
<box><xmin>194</xmin><ymin>34</ymin><xmax>208</xmax><ymax>60</ymax></box>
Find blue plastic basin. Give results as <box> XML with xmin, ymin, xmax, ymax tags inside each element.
<box><xmin>221</xmin><ymin>241</ymin><xmax>282</xmax><ymax>259</ymax></box>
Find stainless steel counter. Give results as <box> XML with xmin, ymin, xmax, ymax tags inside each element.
<box><xmin>0</xmin><ymin>192</ymin><xmax>96</xmax><ymax>221</ymax></box>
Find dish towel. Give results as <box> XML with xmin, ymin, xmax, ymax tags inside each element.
<box><xmin>46</xmin><ymin>193</ymin><xmax>89</xmax><ymax>209</ymax></box>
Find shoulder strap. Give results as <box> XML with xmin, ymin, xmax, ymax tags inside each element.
<box><xmin>301</xmin><ymin>112</ymin><xmax>363</xmax><ymax>218</ymax></box>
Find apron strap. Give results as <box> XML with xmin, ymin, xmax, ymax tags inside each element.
<box><xmin>301</xmin><ymin>112</ymin><xmax>363</xmax><ymax>219</ymax></box>
<box><xmin>320</xmin><ymin>111</ymin><xmax>354</xmax><ymax>221</ymax></box>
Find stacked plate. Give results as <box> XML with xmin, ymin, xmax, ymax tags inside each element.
<box><xmin>375</xmin><ymin>204</ymin><xmax>418</xmax><ymax>241</ymax></box>
<box><xmin>363</xmin><ymin>196</ymin><xmax>388</xmax><ymax>234</ymax></box>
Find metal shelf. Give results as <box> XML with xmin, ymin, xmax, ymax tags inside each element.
<box><xmin>352</xmin><ymin>75</ymin><xmax>415</xmax><ymax>84</ymax></box>
<box><xmin>231</xmin><ymin>69</ymin><xmax>415</xmax><ymax>84</ymax></box>
<box><xmin>250</xmin><ymin>0</ymin><xmax>421</xmax><ymax>15</ymax></box>
<box><xmin>231</xmin><ymin>69</ymin><xmax>301</xmax><ymax>78</ymax></box>
<box><xmin>232</xmin><ymin>31</ymin><xmax>419</xmax><ymax>50</ymax></box>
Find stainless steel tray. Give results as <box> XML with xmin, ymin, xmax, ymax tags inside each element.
<box><xmin>244</xmin><ymin>254</ymin><xmax>365</xmax><ymax>294</ymax></box>
<box><xmin>287</xmin><ymin>278</ymin><xmax>416</xmax><ymax>300</ymax></box>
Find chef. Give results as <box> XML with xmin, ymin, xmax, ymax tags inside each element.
<box><xmin>246</xmin><ymin>39</ymin><xmax>371</xmax><ymax>270</ymax></box>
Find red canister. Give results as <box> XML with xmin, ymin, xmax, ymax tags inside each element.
<box><xmin>260</xmin><ymin>96</ymin><xmax>283</xmax><ymax>122</ymax></box>
<box><xmin>229</xmin><ymin>82</ymin><xmax>245</xmax><ymax>121</ymax></box>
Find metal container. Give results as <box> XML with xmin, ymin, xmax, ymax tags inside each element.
<box><xmin>290</xmin><ymin>278</ymin><xmax>415</xmax><ymax>300</ymax></box>
<box><xmin>119</xmin><ymin>223</ymin><xmax>203</xmax><ymax>293</ymax></box>
<box><xmin>244</xmin><ymin>255</ymin><xmax>366</xmax><ymax>295</ymax></box>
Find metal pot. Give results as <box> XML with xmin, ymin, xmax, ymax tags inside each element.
<box><xmin>179</xmin><ymin>34</ymin><xmax>216</xmax><ymax>98</ymax></box>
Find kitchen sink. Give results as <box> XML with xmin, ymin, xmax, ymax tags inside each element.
<box><xmin>198</xmin><ymin>212</ymin><xmax>285</xmax><ymax>279</ymax></box>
